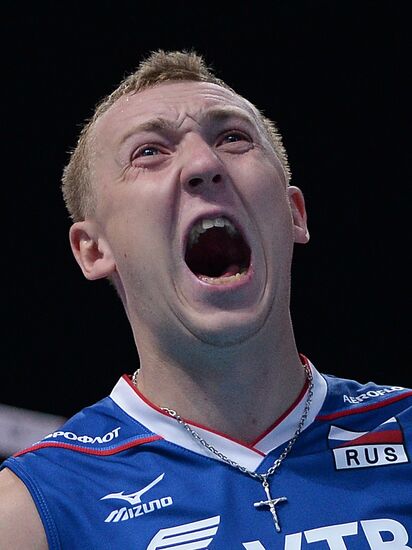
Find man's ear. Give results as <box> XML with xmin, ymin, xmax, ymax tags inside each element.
<box><xmin>69</xmin><ymin>221</ymin><xmax>116</xmax><ymax>280</ymax></box>
<box><xmin>288</xmin><ymin>186</ymin><xmax>310</xmax><ymax>244</ymax></box>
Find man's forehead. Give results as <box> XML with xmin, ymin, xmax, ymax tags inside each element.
<box><xmin>94</xmin><ymin>81</ymin><xmax>261</xmax><ymax>142</ymax></box>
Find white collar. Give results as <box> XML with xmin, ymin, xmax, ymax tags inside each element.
<box><xmin>110</xmin><ymin>361</ymin><xmax>327</xmax><ymax>472</ymax></box>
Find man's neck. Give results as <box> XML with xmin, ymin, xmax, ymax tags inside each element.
<box><xmin>132</xmin><ymin>321</ymin><xmax>306</xmax><ymax>444</ymax></box>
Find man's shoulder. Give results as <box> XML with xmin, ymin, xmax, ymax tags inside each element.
<box><xmin>9</xmin><ymin>388</ymin><xmax>159</xmax><ymax>461</ymax></box>
<box><xmin>318</xmin><ymin>373</ymin><xmax>412</xmax><ymax>421</ymax></box>
<box><xmin>0</xmin><ymin>468</ymin><xmax>48</xmax><ymax>550</ymax></box>
<box><xmin>0</xmin><ymin>386</ymin><xmax>163</xmax><ymax>549</ymax></box>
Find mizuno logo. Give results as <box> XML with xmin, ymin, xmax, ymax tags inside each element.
<box><xmin>328</xmin><ymin>417</ymin><xmax>409</xmax><ymax>470</ymax></box>
<box><xmin>101</xmin><ymin>473</ymin><xmax>165</xmax><ymax>505</ymax></box>
<box><xmin>101</xmin><ymin>473</ymin><xmax>173</xmax><ymax>523</ymax></box>
<box><xmin>147</xmin><ymin>515</ymin><xmax>220</xmax><ymax>550</ymax></box>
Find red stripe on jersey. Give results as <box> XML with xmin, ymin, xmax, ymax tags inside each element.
<box><xmin>123</xmin><ymin>374</ymin><xmax>266</xmax><ymax>456</ymax></box>
<box><xmin>250</xmin><ymin>376</ymin><xmax>310</xmax><ymax>447</ymax></box>
<box><xmin>338</xmin><ymin>429</ymin><xmax>403</xmax><ymax>447</ymax></box>
<box><xmin>317</xmin><ymin>391</ymin><xmax>412</xmax><ymax>421</ymax></box>
<box><xmin>123</xmin><ymin>355</ymin><xmax>312</xmax><ymax>455</ymax></box>
<box><xmin>14</xmin><ymin>435</ymin><xmax>162</xmax><ymax>457</ymax></box>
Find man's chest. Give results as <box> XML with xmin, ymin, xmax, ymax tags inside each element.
<box><xmin>61</xmin><ymin>445</ymin><xmax>411</xmax><ymax>549</ymax></box>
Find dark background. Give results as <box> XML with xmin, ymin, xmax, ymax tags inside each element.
<box><xmin>2</xmin><ymin>1</ymin><xmax>410</xmax><ymax>421</ymax></box>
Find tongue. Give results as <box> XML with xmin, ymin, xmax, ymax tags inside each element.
<box><xmin>221</xmin><ymin>264</ymin><xmax>240</xmax><ymax>277</ymax></box>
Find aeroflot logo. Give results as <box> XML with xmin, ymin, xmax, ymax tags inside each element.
<box><xmin>328</xmin><ymin>417</ymin><xmax>409</xmax><ymax>470</ymax></box>
<box><xmin>44</xmin><ymin>426</ymin><xmax>121</xmax><ymax>444</ymax></box>
<box><xmin>342</xmin><ymin>386</ymin><xmax>404</xmax><ymax>404</ymax></box>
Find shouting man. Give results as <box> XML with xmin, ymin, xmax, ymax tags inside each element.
<box><xmin>1</xmin><ymin>50</ymin><xmax>411</xmax><ymax>549</ymax></box>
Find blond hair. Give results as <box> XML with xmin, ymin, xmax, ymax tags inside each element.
<box><xmin>61</xmin><ymin>50</ymin><xmax>290</xmax><ymax>221</ymax></box>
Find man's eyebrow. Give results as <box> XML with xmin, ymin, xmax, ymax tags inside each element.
<box><xmin>118</xmin><ymin>106</ymin><xmax>257</xmax><ymax>146</ymax></box>
<box><xmin>200</xmin><ymin>106</ymin><xmax>257</xmax><ymax>127</ymax></box>
<box><xmin>118</xmin><ymin>117</ymin><xmax>179</xmax><ymax>146</ymax></box>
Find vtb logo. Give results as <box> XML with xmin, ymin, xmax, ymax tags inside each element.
<box><xmin>328</xmin><ymin>416</ymin><xmax>409</xmax><ymax>470</ymax></box>
<box><xmin>147</xmin><ymin>517</ymin><xmax>411</xmax><ymax>549</ymax></box>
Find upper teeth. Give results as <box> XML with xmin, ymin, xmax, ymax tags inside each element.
<box><xmin>188</xmin><ymin>217</ymin><xmax>238</xmax><ymax>246</ymax></box>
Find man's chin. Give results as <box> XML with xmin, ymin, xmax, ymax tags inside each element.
<box><xmin>181</xmin><ymin>308</ymin><xmax>270</xmax><ymax>348</ymax></box>
<box><xmin>170</xmin><ymin>260</ymin><xmax>273</xmax><ymax>346</ymax></box>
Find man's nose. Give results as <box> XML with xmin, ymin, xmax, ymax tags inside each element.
<box><xmin>180</xmin><ymin>136</ymin><xmax>225</xmax><ymax>191</ymax></box>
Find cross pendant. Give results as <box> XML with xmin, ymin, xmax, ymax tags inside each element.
<box><xmin>253</xmin><ymin>477</ymin><xmax>287</xmax><ymax>533</ymax></box>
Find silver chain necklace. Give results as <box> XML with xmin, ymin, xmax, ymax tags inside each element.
<box><xmin>132</xmin><ymin>363</ymin><xmax>313</xmax><ymax>533</ymax></box>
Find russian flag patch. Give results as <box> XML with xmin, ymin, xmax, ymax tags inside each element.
<box><xmin>328</xmin><ymin>417</ymin><xmax>409</xmax><ymax>470</ymax></box>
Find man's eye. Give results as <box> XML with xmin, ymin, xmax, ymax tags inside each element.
<box><xmin>220</xmin><ymin>132</ymin><xmax>249</xmax><ymax>144</ymax></box>
<box><xmin>136</xmin><ymin>146</ymin><xmax>160</xmax><ymax>157</ymax></box>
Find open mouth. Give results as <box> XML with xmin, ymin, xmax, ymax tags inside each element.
<box><xmin>185</xmin><ymin>217</ymin><xmax>251</xmax><ymax>285</ymax></box>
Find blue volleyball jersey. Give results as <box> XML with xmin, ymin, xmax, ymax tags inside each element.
<box><xmin>2</xmin><ymin>362</ymin><xmax>412</xmax><ymax>549</ymax></box>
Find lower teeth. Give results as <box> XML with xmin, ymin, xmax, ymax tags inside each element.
<box><xmin>198</xmin><ymin>269</ymin><xmax>247</xmax><ymax>285</ymax></box>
